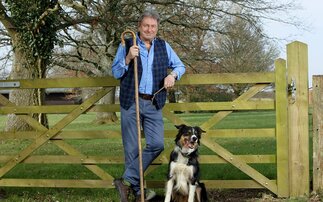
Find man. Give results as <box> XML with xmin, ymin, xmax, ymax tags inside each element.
<box><xmin>112</xmin><ymin>9</ymin><xmax>185</xmax><ymax>202</ymax></box>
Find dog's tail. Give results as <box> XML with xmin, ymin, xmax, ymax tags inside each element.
<box><xmin>198</xmin><ymin>182</ymin><xmax>208</xmax><ymax>202</ymax></box>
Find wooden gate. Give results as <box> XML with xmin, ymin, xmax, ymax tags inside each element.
<box><xmin>0</xmin><ymin>41</ymin><xmax>309</xmax><ymax>197</ymax></box>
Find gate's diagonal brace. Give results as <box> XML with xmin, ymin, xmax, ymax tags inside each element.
<box><xmin>0</xmin><ymin>88</ymin><xmax>111</xmax><ymax>178</ymax></box>
<box><xmin>201</xmin><ymin>84</ymin><xmax>268</xmax><ymax>131</ymax></box>
<box><xmin>0</xmin><ymin>92</ymin><xmax>113</xmax><ymax>180</ymax></box>
<box><xmin>54</xmin><ymin>140</ymin><xmax>113</xmax><ymax>180</ymax></box>
<box><xmin>198</xmin><ymin>84</ymin><xmax>278</xmax><ymax>194</ymax></box>
<box><xmin>201</xmin><ymin>137</ymin><xmax>278</xmax><ymax>194</ymax></box>
<box><xmin>162</xmin><ymin>106</ymin><xmax>188</xmax><ymax>125</ymax></box>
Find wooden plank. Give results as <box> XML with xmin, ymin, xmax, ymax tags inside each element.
<box><xmin>0</xmin><ymin>88</ymin><xmax>111</xmax><ymax>178</ymax></box>
<box><xmin>147</xmin><ymin>180</ymin><xmax>277</xmax><ymax>189</ymax></box>
<box><xmin>0</xmin><ymin>130</ymin><xmax>121</xmax><ymax>140</ymax></box>
<box><xmin>0</xmin><ymin>77</ymin><xmax>119</xmax><ymax>89</ymax></box>
<box><xmin>176</xmin><ymin>72</ymin><xmax>275</xmax><ymax>85</ymax></box>
<box><xmin>165</xmin><ymin>101</ymin><xmax>274</xmax><ymax>111</ymax></box>
<box><xmin>0</xmin><ymin>73</ymin><xmax>275</xmax><ymax>90</ymax></box>
<box><xmin>0</xmin><ymin>155</ymin><xmax>123</xmax><ymax>164</ymax></box>
<box><xmin>0</xmin><ymin>154</ymin><xmax>275</xmax><ymax>164</ymax></box>
<box><xmin>0</xmin><ymin>100</ymin><xmax>274</xmax><ymax>114</ymax></box>
<box><xmin>0</xmin><ymin>178</ymin><xmax>277</xmax><ymax>189</ymax></box>
<box><xmin>0</xmin><ymin>104</ymin><xmax>120</xmax><ymax>114</ymax></box>
<box><xmin>287</xmin><ymin>41</ymin><xmax>309</xmax><ymax>196</ymax></box>
<box><xmin>274</xmin><ymin>59</ymin><xmax>289</xmax><ymax>197</ymax></box>
<box><xmin>0</xmin><ymin>179</ymin><xmax>113</xmax><ymax>188</ymax></box>
<box><xmin>0</xmin><ymin>128</ymin><xmax>274</xmax><ymax>140</ymax></box>
<box><xmin>201</xmin><ymin>137</ymin><xmax>278</xmax><ymax>194</ymax></box>
<box><xmin>199</xmin><ymin>155</ymin><xmax>276</xmax><ymax>164</ymax></box>
<box><xmin>205</xmin><ymin>128</ymin><xmax>275</xmax><ymax>138</ymax></box>
<box><xmin>312</xmin><ymin>75</ymin><xmax>323</xmax><ymax>191</ymax></box>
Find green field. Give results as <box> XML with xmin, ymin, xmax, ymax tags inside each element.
<box><xmin>0</xmin><ymin>110</ymin><xmax>314</xmax><ymax>201</ymax></box>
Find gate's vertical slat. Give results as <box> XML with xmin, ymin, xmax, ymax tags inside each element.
<box><xmin>275</xmin><ymin>59</ymin><xmax>289</xmax><ymax>197</ymax></box>
<box><xmin>313</xmin><ymin>75</ymin><xmax>323</xmax><ymax>191</ymax></box>
<box><xmin>287</xmin><ymin>41</ymin><xmax>310</xmax><ymax>196</ymax></box>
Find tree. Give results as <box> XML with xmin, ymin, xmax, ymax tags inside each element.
<box><xmin>0</xmin><ymin>0</ymin><xmax>103</xmax><ymax>130</ymax></box>
<box><xmin>212</xmin><ymin>15</ymin><xmax>279</xmax><ymax>96</ymax></box>
<box><xmin>0</xmin><ymin>0</ymin><xmax>300</xmax><ymax>129</ymax></box>
<box><xmin>0</xmin><ymin>0</ymin><xmax>60</xmax><ymax>130</ymax></box>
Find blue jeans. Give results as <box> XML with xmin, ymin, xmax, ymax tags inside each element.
<box><xmin>120</xmin><ymin>98</ymin><xmax>164</xmax><ymax>195</ymax></box>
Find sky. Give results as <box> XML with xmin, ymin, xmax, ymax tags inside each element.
<box><xmin>265</xmin><ymin>0</ymin><xmax>323</xmax><ymax>87</ymax></box>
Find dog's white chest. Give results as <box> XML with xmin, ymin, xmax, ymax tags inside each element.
<box><xmin>169</xmin><ymin>153</ymin><xmax>194</xmax><ymax>196</ymax></box>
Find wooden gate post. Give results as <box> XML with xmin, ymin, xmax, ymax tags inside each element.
<box><xmin>275</xmin><ymin>59</ymin><xmax>289</xmax><ymax>197</ymax></box>
<box><xmin>287</xmin><ymin>41</ymin><xmax>310</xmax><ymax>197</ymax></box>
<box><xmin>313</xmin><ymin>75</ymin><xmax>323</xmax><ymax>191</ymax></box>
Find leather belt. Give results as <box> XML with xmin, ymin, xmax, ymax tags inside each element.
<box><xmin>139</xmin><ymin>93</ymin><xmax>153</xmax><ymax>100</ymax></box>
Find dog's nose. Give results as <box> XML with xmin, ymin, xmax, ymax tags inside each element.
<box><xmin>191</xmin><ymin>136</ymin><xmax>197</xmax><ymax>142</ymax></box>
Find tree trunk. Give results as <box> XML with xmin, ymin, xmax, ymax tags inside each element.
<box><xmin>93</xmin><ymin>87</ymin><xmax>118</xmax><ymax>124</ymax></box>
<box><xmin>93</xmin><ymin>39</ymin><xmax>119</xmax><ymax>124</ymax></box>
<box><xmin>5</xmin><ymin>37</ymin><xmax>48</xmax><ymax>131</ymax></box>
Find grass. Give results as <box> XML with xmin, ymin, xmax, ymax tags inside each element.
<box><xmin>0</xmin><ymin>110</ymin><xmax>314</xmax><ymax>201</ymax></box>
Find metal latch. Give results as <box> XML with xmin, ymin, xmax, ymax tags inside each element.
<box><xmin>0</xmin><ymin>81</ymin><xmax>20</xmax><ymax>88</ymax></box>
<box><xmin>288</xmin><ymin>78</ymin><xmax>296</xmax><ymax>103</ymax></box>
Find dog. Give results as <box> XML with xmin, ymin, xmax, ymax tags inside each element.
<box><xmin>165</xmin><ymin>124</ymin><xmax>208</xmax><ymax>202</ymax></box>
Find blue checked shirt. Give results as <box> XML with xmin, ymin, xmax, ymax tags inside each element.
<box><xmin>112</xmin><ymin>34</ymin><xmax>185</xmax><ymax>95</ymax></box>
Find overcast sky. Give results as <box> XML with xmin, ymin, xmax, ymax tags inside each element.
<box><xmin>265</xmin><ymin>0</ymin><xmax>323</xmax><ymax>87</ymax></box>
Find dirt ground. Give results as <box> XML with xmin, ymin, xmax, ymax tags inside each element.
<box><xmin>151</xmin><ymin>189</ymin><xmax>322</xmax><ymax>202</ymax></box>
<box><xmin>0</xmin><ymin>188</ymin><xmax>321</xmax><ymax>201</ymax></box>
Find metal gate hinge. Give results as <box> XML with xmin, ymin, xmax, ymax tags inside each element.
<box><xmin>288</xmin><ymin>78</ymin><xmax>296</xmax><ymax>104</ymax></box>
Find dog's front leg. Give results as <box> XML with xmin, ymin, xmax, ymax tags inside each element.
<box><xmin>164</xmin><ymin>178</ymin><xmax>174</xmax><ymax>202</ymax></box>
<box><xmin>188</xmin><ymin>184</ymin><xmax>196</xmax><ymax>202</ymax></box>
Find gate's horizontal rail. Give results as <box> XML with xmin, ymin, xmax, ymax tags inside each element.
<box><xmin>0</xmin><ymin>179</ymin><xmax>277</xmax><ymax>189</ymax></box>
<box><xmin>0</xmin><ymin>101</ymin><xmax>274</xmax><ymax>114</ymax></box>
<box><xmin>0</xmin><ymin>179</ymin><xmax>113</xmax><ymax>188</ymax></box>
<box><xmin>147</xmin><ymin>180</ymin><xmax>278</xmax><ymax>189</ymax></box>
<box><xmin>0</xmin><ymin>72</ymin><xmax>274</xmax><ymax>90</ymax></box>
<box><xmin>0</xmin><ymin>128</ymin><xmax>275</xmax><ymax>140</ymax></box>
<box><xmin>0</xmin><ymin>154</ymin><xmax>275</xmax><ymax>164</ymax></box>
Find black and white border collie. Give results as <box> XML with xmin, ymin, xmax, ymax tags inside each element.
<box><xmin>165</xmin><ymin>124</ymin><xmax>208</xmax><ymax>202</ymax></box>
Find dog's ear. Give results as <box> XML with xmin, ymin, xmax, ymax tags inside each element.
<box><xmin>175</xmin><ymin>124</ymin><xmax>186</xmax><ymax>130</ymax></box>
<box><xmin>195</xmin><ymin>126</ymin><xmax>206</xmax><ymax>134</ymax></box>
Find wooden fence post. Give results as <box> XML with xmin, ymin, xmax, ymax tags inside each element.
<box><xmin>287</xmin><ymin>41</ymin><xmax>309</xmax><ymax>197</ymax></box>
<box><xmin>313</xmin><ymin>75</ymin><xmax>323</xmax><ymax>191</ymax></box>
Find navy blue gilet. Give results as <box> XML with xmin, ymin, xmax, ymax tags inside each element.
<box><xmin>119</xmin><ymin>37</ymin><xmax>169</xmax><ymax>110</ymax></box>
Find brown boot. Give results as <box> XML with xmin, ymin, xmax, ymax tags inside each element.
<box><xmin>113</xmin><ymin>178</ymin><xmax>131</xmax><ymax>202</ymax></box>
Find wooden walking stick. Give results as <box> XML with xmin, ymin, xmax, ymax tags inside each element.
<box><xmin>121</xmin><ymin>30</ymin><xmax>145</xmax><ymax>202</ymax></box>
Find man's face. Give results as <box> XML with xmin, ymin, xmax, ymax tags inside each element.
<box><xmin>138</xmin><ymin>16</ymin><xmax>158</xmax><ymax>43</ymax></box>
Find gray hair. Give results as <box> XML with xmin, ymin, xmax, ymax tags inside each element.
<box><xmin>138</xmin><ymin>9</ymin><xmax>160</xmax><ymax>24</ymax></box>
